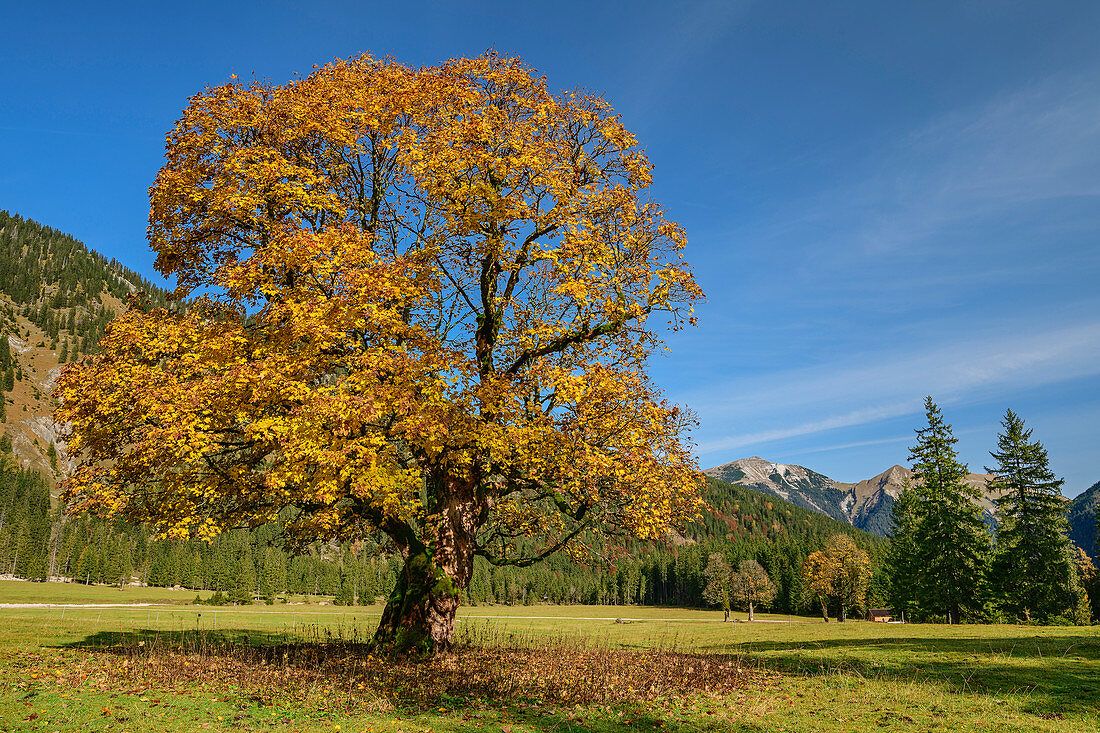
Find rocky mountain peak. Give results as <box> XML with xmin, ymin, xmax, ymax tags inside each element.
<box><xmin>704</xmin><ymin>456</ymin><xmax>1004</xmax><ymax>538</ymax></box>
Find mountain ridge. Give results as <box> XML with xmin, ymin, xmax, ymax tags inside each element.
<box><xmin>705</xmin><ymin>456</ymin><xmax>1098</xmax><ymax>555</ymax></box>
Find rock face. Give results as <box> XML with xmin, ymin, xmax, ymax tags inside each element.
<box><xmin>704</xmin><ymin>457</ymin><xmax>1000</xmax><ymax>536</ymax></box>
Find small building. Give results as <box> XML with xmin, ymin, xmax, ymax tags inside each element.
<box><xmin>867</xmin><ymin>608</ymin><xmax>892</xmax><ymax>622</ymax></box>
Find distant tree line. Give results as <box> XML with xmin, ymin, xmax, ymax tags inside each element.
<box><xmin>3</xmin><ymin>403</ymin><xmax>1092</xmax><ymax>622</ymax></box>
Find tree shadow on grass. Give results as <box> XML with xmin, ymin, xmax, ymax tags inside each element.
<box><xmin>60</xmin><ymin>628</ymin><xmax>770</xmax><ymax>733</ymax></box>
<box><xmin>696</xmin><ymin>633</ymin><xmax>1100</xmax><ymax>718</ymax></box>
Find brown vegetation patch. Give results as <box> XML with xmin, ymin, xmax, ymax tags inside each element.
<box><xmin>42</xmin><ymin>630</ymin><xmax>771</xmax><ymax>713</ymax></box>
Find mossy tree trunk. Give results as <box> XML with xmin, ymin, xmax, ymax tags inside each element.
<box><xmin>373</xmin><ymin>548</ymin><xmax>465</xmax><ymax>651</ymax></box>
<box><xmin>373</xmin><ymin>485</ymin><xmax>478</xmax><ymax>653</ymax></box>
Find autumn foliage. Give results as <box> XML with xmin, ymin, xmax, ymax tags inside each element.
<box><xmin>801</xmin><ymin>534</ymin><xmax>872</xmax><ymax>622</ymax></box>
<box><xmin>55</xmin><ymin>54</ymin><xmax>703</xmax><ymax>649</ymax></box>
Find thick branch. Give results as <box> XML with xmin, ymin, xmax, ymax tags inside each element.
<box><xmin>504</xmin><ymin>309</ymin><xmax>646</xmax><ymax>377</ymax></box>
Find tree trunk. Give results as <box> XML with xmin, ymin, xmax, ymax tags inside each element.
<box><xmin>373</xmin><ymin>548</ymin><xmax>463</xmax><ymax>652</ymax></box>
<box><xmin>820</xmin><ymin>597</ymin><xmax>829</xmax><ymax>622</ymax></box>
<box><xmin>839</xmin><ymin>605</ymin><xmax>846</xmax><ymax>623</ymax></box>
<box><xmin>748</xmin><ymin>601</ymin><xmax>754</xmax><ymax>622</ymax></box>
<box><xmin>723</xmin><ymin>607</ymin><xmax>729</xmax><ymax>622</ymax></box>
<box><xmin>373</xmin><ymin>484</ymin><xmax>478</xmax><ymax>653</ymax></box>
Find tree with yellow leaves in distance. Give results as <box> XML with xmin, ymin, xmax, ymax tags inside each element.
<box><xmin>703</xmin><ymin>556</ymin><xmax>777</xmax><ymax>622</ymax></box>
<box><xmin>801</xmin><ymin>534</ymin><xmax>872</xmax><ymax>622</ymax></box>
<box><xmin>54</xmin><ymin>54</ymin><xmax>703</xmax><ymax>651</ymax></box>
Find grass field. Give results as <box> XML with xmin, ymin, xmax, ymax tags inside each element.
<box><xmin>0</xmin><ymin>580</ymin><xmax>1097</xmax><ymax>732</ymax></box>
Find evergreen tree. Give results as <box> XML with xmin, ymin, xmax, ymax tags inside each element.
<box><xmin>334</xmin><ymin>567</ymin><xmax>355</xmax><ymax>606</ymax></box>
<box><xmin>907</xmin><ymin>397</ymin><xmax>989</xmax><ymax>623</ymax></box>
<box><xmin>987</xmin><ymin>410</ymin><xmax>1084</xmax><ymax>622</ymax></box>
<box><xmin>885</xmin><ymin>484</ymin><xmax>920</xmax><ymax>620</ymax></box>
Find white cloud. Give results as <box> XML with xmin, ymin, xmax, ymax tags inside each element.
<box><xmin>689</xmin><ymin>318</ymin><xmax>1100</xmax><ymax>457</ymax></box>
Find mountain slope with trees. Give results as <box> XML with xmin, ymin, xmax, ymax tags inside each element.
<box><xmin>705</xmin><ymin>457</ymin><xmax>1000</xmax><ymax>535</ymax></box>
<box><xmin>706</xmin><ymin>456</ymin><xmax>1098</xmax><ymax>558</ymax></box>
<box><xmin>1068</xmin><ymin>480</ymin><xmax>1100</xmax><ymax>558</ymax></box>
<box><xmin>0</xmin><ymin>209</ymin><xmax>170</xmax><ymax>480</ymax></box>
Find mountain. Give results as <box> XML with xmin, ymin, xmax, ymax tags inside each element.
<box><xmin>704</xmin><ymin>456</ymin><xmax>999</xmax><ymax>537</ymax></box>
<box><xmin>705</xmin><ymin>456</ymin><xmax>854</xmax><ymax>523</ymax></box>
<box><xmin>0</xmin><ymin>210</ymin><xmax>169</xmax><ymax>481</ymax></box>
<box><xmin>1067</xmin><ymin>480</ymin><xmax>1099</xmax><ymax>558</ymax></box>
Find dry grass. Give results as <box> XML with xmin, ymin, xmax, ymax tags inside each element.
<box><xmin>52</xmin><ymin>624</ymin><xmax>771</xmax><ymax>715</ymax></box>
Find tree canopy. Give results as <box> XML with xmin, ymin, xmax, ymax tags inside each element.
<box><xmin>55</xmin><ymin>53</ymin><xmax>703</xmax><ymax>650</ymax></box>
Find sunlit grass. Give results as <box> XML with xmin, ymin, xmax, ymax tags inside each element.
<box><xmin>1</xmin><ymin>581</ymin><xmax>1098</xmax><ymax>731</ymax></box>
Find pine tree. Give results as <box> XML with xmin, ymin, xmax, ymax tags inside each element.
<box><xmin>907</xmin><ymin>397</ymin><xmax>989</xmax><ymax>623</ymax></box>
<box><xmin>885</xmin><ymin>483</ymin><xmax>920</xmax><ymax>620</ymax></box>
<box><xmin>987</xmin><ymin>410</ymin><xmax>1084</xmax><ymax>622</ymax></box>
<box><xmin>334</xmin><ymin>568</ymin><xmax>356</xmax><ymax>606</ymax></box>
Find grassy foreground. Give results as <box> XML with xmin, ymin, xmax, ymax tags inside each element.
<box><xmin>0</xmin><ymin>580</ymin><xmax>1097</xmax><ymax>732</ymax></box>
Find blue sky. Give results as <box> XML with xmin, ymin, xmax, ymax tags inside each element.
<box><xmin>2</xmin><ymin>1</ymin><xmax>1098</xmax><ymax>495</ymax></box>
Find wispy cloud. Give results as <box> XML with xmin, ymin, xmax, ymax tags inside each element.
<box><xmin>684</xmin><ymin>71</ymin><xmax>1100</xmax><ymax>467</ymax></box>
<box><xmin>621</xmin><ymin>0</ymin><xmax>754</xmax><ymax>109</ymax></box>
<box><xmin>698</xmin><ymin>403</ymin><xmax>916</xmax><ymax>455</ymax></box>
<box><xmin>804</xmin><ymin>73</ymin><xmax>1100</xmax><ymax>260</ymax></box>
<box><xmin>689</xmin><ymin>318</ymin><xmax>1100</xmax><ymax>457</ymax></box>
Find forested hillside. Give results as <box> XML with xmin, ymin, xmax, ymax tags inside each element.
<box><xmin>0</xmin><ymin>210</ymin><xmax>169</xmax><ymax>477</ymax></box>
<box><xmin>1069</xmin><ymin>481</ymin><xmax>1100</xmax><ymax>558</ymax></box>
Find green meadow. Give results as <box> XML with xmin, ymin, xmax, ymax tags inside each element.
<box><xmin>0</xmin><ymin>580</ymin><xmax>1097</xmax><ymax>732</ymax></box>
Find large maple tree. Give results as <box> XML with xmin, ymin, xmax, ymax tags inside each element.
<box><xmin>56</xmin><ymin>54</ymin><xmax>703</xmax><ymax>650</ymax></box>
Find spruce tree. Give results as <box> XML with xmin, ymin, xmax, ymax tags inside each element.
<box><xmin>908</xmin><ymin>397</ymin><xmax>989</xmax><ymax>623</ymax></box>
<box><xmin>334</xmin><ymin>568</ymin><xmax>356</xmax><ymax>606</ymax></box>
<box><xmin>885</xmin><ymin>483</ymin><xmax>920</xmax><ymax>620</ymax></box>
<box><xmin>987</xmin><ymin>410</ymin><xmax>1083</xmax><ymax>622</ymax></box>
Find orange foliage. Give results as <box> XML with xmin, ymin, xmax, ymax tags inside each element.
<box><xmin>55</xmin><ymin>54</ymin><xmax>702</xmax><ymax>642</ymax></box>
